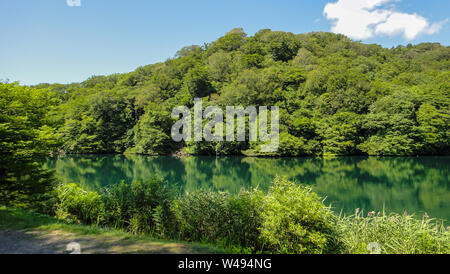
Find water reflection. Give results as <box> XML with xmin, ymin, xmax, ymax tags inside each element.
<box><xmin>45</xmin><ymin>155</ymin><xmax>450</xmax><ymax>222</ymax></box>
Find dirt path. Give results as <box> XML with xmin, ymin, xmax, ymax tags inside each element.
<box><xmin>0</xmin><ymin>230</ymin><xmax>58</xmax><ymax>254</ymax></box>
<box><xmin>0</xmin><ymin>229</ymin><xmax>210</xmax><ymax>254</ymax></box>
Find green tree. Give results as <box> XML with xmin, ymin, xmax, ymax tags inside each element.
<box><xmin>0</xmin><ymin>83</ymin><xmax>59</xmax><ymax>209</ymax></box>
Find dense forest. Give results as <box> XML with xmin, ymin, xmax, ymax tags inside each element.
<box><xmin>10</xmin><ymin>29</ymin><xmax>450</xmax><ymax>157</ymax></box>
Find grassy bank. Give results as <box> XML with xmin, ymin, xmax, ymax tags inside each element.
<box><xmin>48</xmin><ymin>176</ymin><xmax>450</xmax><ymax>254</ymax></box>
<box><xmin>0</xmin><ymin>206</ymin><xmax>225</xmax><ymax>254</ymax></box>
<box><xmin>2</xmin><ymin>177</ymin><xmax>448</xmax><ymax>254</ymax></box>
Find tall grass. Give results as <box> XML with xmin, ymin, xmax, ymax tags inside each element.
<box><xmin>171</xmin><ymin>189</ymin><xmax>265</xmax><ymax>252</ymax></box>
<box><xmin>101</xmin><ymin>178</ymin><xmax>174</xmax><ymax>236</ymax></box>
<box><xmin>337</xmin><ymin>210</ymin><xmax>450</xmax><ymax>254</ymax></box>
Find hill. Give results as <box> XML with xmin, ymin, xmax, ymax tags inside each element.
<box><xmin>35</xmin><ymin>29</ymin><xmax>450</xmax><ymax>156</ymax></box>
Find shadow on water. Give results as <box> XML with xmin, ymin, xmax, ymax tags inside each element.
<box><xmin>45</xmin><ymin>155</ymin><xmax>450</xmax><ymax>223</ymax></box>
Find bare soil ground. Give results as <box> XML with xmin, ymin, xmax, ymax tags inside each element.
<box><xmin>0</xmin><ymin>229</ymin><xmax>210</xmax><ymax>254</ymax></box>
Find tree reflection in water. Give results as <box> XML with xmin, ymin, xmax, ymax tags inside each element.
<box><xmin>45</xmin><ymin>155</ymin><xmax>449</xmax><ymax>222</ymax></box>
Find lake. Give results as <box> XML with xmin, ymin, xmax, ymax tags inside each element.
<box><xmin>45</xmin><ymin>155</ymin><xmax>450</xmax><ymax>223</ymax></box>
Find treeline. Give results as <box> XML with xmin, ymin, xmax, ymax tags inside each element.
<box><xmin>24</xmin><ymin>29</ymin><xmax>450</xmax><ymax>156</ymax></box>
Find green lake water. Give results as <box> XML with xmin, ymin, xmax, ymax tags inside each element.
<box><xmin>45</xmin><ymin>155</ymin><xmax>450</xmax><ymax>222</ymax></box>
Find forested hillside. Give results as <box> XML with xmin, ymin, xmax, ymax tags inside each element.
<box><xmin>35</xmin><ymin>29</ymin><xmax>450</xmax><ymax>156</ymax></box>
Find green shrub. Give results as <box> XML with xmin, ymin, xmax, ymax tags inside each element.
<box><xmin>228</xmin><ymin>190</ymin><xmax>265</xmax><ymax>250</ymax></box>
<box><xmin>172</xmin><ymin>191</ymin><xmax>232</xmax><ymax>243</ymax></box>
<box><xmin>171</xmin><ymin>189</ymin><xmax>265</xmax><ymax>251</ymax></box>
<box><xmin>259</xmin><ymin>176</ymin><xmax>341</xmax><ymax>254</ymax></box>
<box><xmin>55</xmin><ymin>183</ymin><xmax>104</xmax><ymax>224</ymax></box>
<box><xmin>101</xmin><ymin>177</ymin><xmax>174</xmax><ymax>235</ymax></box>
<box><xmin>337</xmin><ymin>210</ymin><xmax>450</xmax><ymax>254</ymax></box>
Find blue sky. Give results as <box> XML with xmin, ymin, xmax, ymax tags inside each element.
<box><xmin>1</xmin><ymin>0</ymin><xmax>449</xmax><ymax>85</ymax></box>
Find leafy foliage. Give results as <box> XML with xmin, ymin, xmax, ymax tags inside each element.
<box><xmin>32</xmin><ymin>30</ymin><xmax>448</xmax><ymax>156</ymax></box>
<box><xmin>0</xmin><ymin>83</ymin><xmax>59</xmax><ymax>210</ymax></box>
<box><xmin>259</xmin><ymin>177</ymin><xmax>339</xmax><ymax>254</ymax></box>
<box><xmin>55</xmin><ymin>183</ymin><xmax>103</xmax><ymax>224</ymax></box>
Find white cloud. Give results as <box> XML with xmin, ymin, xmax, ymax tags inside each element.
<box><xmin>67</xmin><ymin>0</ymin><xmax>81</xmax><ymax>7</ymax></box>
<box><xmin>323</xmin><ymin>0</ymin><xmax>445</xmax><ymax>40</ymax></box>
